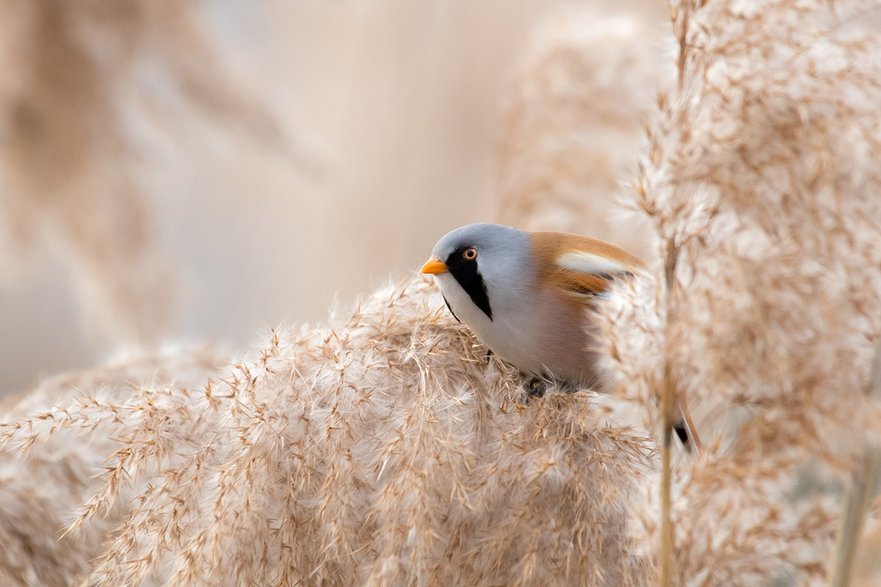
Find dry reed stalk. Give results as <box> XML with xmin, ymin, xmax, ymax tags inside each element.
<box><xmin>831</xmin><ymin>453</ymin><xmax>881</xmax><ymax>586</ymax></box>
<box><xmin>0</xmin><ymin>0</ymin><xmax>291</xmax><ymax>343</ymax></box>
<box><xmin>659</xmin><ymin>240</ymin><xmax>681</xmax><ymax>587</ymax></box>
<box><xmin>658</xmin><ymin>3</ymin><xmax>694</xmax><ymax>583</ymax></box>
<box><xmin>829</xmin><ymin>342</ymin><xmax>881</xmax><ymax>586</ymax></box>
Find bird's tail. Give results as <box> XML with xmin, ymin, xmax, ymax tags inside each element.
<box><xmin>673</xmin><ymin>401</ymin><xmax>702</xmax><ymax>453</ymax></box>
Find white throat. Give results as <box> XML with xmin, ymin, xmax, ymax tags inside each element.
<box><xmin>435</xmin><ymin>264</ymin><xmax>548</xmax><ymax>377</ymax></box>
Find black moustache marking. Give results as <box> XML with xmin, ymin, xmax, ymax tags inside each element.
<box><xmin>445</xmin><ymin>247</ymin><xmax>493</xmax><ymax>320</ymax></box>
<box><xmin>442</xmin><ymin>294</ymin><xmax>461</xmax><ymax>323</ymax></box>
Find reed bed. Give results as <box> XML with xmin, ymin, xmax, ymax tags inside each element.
<box><xmin>3</xmin><ymin>280</ymin><xmax>654</xmax><ymax>586</ymax></box>
<box><xmin>3</xmin><ymin>0</ymin><xmax>881</xmax><ymax>585</ymax></box>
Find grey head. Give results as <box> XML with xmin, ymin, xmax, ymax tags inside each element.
<box><xmin>425</xmin><ymin>223</ymin><xmax>532</xmax><ymax>321</ymax></box>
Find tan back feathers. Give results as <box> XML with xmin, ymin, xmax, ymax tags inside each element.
<box><xmin>530</xmin><ymin>232</ymin><xmax>644</xmax><ymax>298</ymax></box>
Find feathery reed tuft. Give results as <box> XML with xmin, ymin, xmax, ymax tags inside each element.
<box><xmin>596</xmin><ymin>0</ymin><xmax>881</xmax><ymax>583</ymax></box>
<box><xmin>496</xmin><ymin>5</ymin><xmax>670</xmax><ymax>255</ymax></box>
<box><xmin>0</xmin><ymin>347</ymin><xmax>222</xmax><ymax>586</ymax></box>
<box><xmin>2</xmin><ymin>279</ymin><xmax>654</xmax><ymax>586</ymax></box>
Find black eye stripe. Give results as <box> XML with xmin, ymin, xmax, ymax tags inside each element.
<box><xmin>446</xmin><ymin>247</ymin><xmax>493</xmax><ymax>321</ymax></box>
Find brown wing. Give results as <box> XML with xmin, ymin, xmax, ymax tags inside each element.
<box><xmin>529</xmin><ymin>232</ymin><xmax>645</xmax><ymax>299</ymax></box>
<box><xmin>530</xmin><ymin>232</ymin><xmax>701</xmax><ymax>450</ymax></box>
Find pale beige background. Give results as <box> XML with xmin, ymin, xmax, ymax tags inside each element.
<box><xmin>1</xmin><ymin>0</ymin><xmax>586</xmax><ymax>394</ymax></box>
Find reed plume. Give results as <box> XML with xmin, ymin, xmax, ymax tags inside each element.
<box><xmin>2</xmin><ymin>279</ymin><xmax>653</xmax><ymax>586</ymax></box>
<box><xmin>597</xmin><ymin>0</ymin><xmax>881</xmax><ymax>583</ymax></box>
<box><xmin>496</xmin><ymin>5</ymin><xmax>670</xmax><ymax>256</ymax></box>
<box><xmin>0</xmin><ymin>347</ymin><xmax>222</xmax><ymax>586</ymax></box>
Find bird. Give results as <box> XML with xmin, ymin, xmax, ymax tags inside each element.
<box><xmin>420</xmin><ymin>222</ymin><xmax>697</xmax><ymax>450</ymax></box>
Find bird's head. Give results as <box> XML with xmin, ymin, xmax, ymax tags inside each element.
<box><xmin>420</xmin><ymin>223</ymin><xmax>531</xmax><ymax>322</ymax></box>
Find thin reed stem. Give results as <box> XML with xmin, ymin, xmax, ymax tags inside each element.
<box><xmin>660</xmin><ymin>366</ymin><xmax>675</xmax><ymax>587</ymax></box>
<box><xmin>660</xmin><ymin>238</ymin><xmax>680</xmax><ymax>587</ymax></box>
<box><xmin>828</xmin><ymin>342</ymin><xmax>881</xmax><ymax>587</ymax></box>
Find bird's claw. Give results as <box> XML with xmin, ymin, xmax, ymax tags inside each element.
<box><xmin>525</xmin><ymin>377</ymin><xmax>547</xmax><ymax>399</ymax></box>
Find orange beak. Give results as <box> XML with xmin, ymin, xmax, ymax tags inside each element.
<box><xmin>420</xmin><ymin>258</ymin><xmax>448</xmax><ymax>275</ymax></box>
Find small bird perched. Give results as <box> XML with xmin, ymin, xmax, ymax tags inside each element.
<box><xmin>421</xmin><ymin>222</ymin><xmax>695</xmax><ymax>449</ymax></box>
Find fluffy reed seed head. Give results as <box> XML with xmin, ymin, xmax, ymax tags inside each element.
<box><xmin>0</xmin><ymin>346</ymin><xmax>223</xmax><ymax>586</ymax></box>
<box><xmin>596</xmin><ymin>0</ymin><xmax>881</xmax><ymax>583</ymax></box>
<box><xmin>496</xmin><ymin>5</ymin><xmax>671</xmax><ymax>255</ymax></box>
<box><xmin>2</xmin><ymin>278</ymin><xmax>655</xmax><ymax>586</ymax></box>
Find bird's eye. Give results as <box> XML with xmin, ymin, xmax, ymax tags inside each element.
<box><xmin>462</xmin><ymin>247</ymin><xmax>478</xmax><ymax>260</ymax></box>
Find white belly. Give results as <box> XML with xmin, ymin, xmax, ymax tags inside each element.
<box><xmin>437</xmin><ymin>274</ymin><xmax>595</xmax><ymax>386</ymax></box>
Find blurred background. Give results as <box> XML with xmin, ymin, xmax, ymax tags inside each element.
<box><xmin>0</xmin><ymin>0</ymin><xmax>666</xmax><ymax>395</ymax></box>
